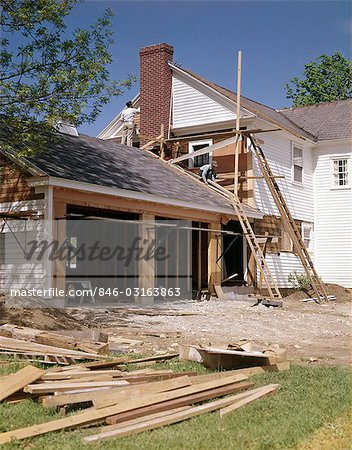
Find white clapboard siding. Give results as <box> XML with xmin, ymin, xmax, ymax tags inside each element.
<box><xmin>172</xmin><ymin>72</ymin><xmax>237</xmax><ymax>129</ymax></box>
<box><xmin>313</xmin><ymin>142</ymin><xmax>352</xmax><ymax>287</ymax></box>
<box><xmin>252</xmin><ymin>131</ymin><xmax>314</xmax><ymax>222</ymax></box>
<box><xmin>0</xmin><ymin>199</ymin><xmax>48</xmax><ymax>292</ymax></box>
<box><xmin>257</xmin><ymin>253</ymin><xmax>306</xmax><ymax>288</ymax></box>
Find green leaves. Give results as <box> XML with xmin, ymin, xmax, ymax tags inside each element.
<box><xmin>0</xmin><ymin>0</ymin><xmax>134</xmax><ymax>155</ymax></box>
<box><xmin>285</xmin><ymin>52</ymin><xmax>352</xmax><ymax>107</ymax></box>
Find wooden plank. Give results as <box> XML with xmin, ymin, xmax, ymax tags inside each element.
<box><xmin>0</xmin><ymin>325</ymin><xmax>109</xmax><ymax>355</ymax></box>
<box><xmin>42</xmin><ymin>376</ymin><xmax>192</xmax><ymax>408</ymax></box>
<box><xmin>169</xmin><ymin>136</ymin><xmax>238</xmax><ymax>164</ymax></box>
<box><xmin>84</xmin><ymin>384</ymin><xmax>264</xmax><ymax>443</ymax></box>
<box><xmin>84</xmin><ymin>353</ymin><xmax>178</xmax><ymax>370</ymax></box>
<box><xmin>219</xmin><ymin>384</ymin><xmax>279</xmax><ymax>417</ymax></box>
<box><xmin>190</xmin><ymin>366</ymin><xmax>266</xmax><ymax>383</ymax></box>
<box><xmin>213</xmin><ymin>284</ymin><xmax>224</xmax><ymax>299</ymax></box>
<box><xmin>24</xmin><ymin>380</ymin><xmax>130</xmax><ymax>394</ymax></box>
<box><xmin>0</xmin><ymin>365</ymin><xmax>44</xmax><ymax>402</ymax></box>
<box><xmin>100</xmin><ymin>406</ymin><xmax>192</xmax><ymax>432</ymax></box>
<box><xmin>94</xmin><ymin>373</ymin><xmax>248</xmax><ymax>410</ymax></box>
<box><xmin>41</xmin><ymin>370</ymin><xmax>123</xmax><ymax>381</ymax></box>
<box><xmin>106</xmin><ymin>381</ymin><xmax>253</xmax><ymax>425</ymax></box>
<box><xmin>0</xmin><ymin>376</ymin><xmax>249</xmax><ymax>444</ymax></box>
<box><xmin>234</xmin><ymin>50</ymin><xmax>242</xmax><ymax>194</ymax></box>
<box><xmin>0</xmin><ymin>336</ymin><xmax>106</xmax><ymax>360</ymax></box>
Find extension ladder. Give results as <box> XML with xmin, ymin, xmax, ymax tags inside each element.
<box><xmin>207</xmin><ymin>180</ymin><xmax>282</xmax><ymax>299</ymax></box>
<box><xmin>170</xmin><ymin>158</ymin><xmax>282</xmax><ymax>300</ymax></box>
<box><xmin>246</xmin><ymin>133</ymin><xmax>329</xmax><ymax>302</ymax></box>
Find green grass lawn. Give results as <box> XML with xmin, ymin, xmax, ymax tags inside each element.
<box><xmin>0</xmin><ymin>360</ymin><xmax>351</xmax><ymax>450</ymax></box>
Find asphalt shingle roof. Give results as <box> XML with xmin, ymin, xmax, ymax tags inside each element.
<box><xmin>25</xmin><ymin>132</ymin><xmax>241</xmax><ymax>214</ymax></box>
<box><xmin>279</xmin><ymin>99</ymin><xmax>352</xmax><ymax>141</ymax></box>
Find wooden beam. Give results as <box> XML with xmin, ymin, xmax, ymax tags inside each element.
<box><xmin>94</xmin><ymin>374</ymin><xmax>248</xmax><ymax>410</ymax></box>
<box><xmin>169</xmin><ymin>136</ymin><xmax>238</xmax><ymax>164</ymax></box>
<box><xmin>234</xmin><ymin>50</ymin><xmax>242</xmax><ymax>195</ymax></box>
<box><xmin>0</xmin><ymin>365</ymin><xmax>44</xmax><ymax>402</ymax></box>
<box><xmin>219</xmin><ymin>383</ymin><xmax>279</xmax><ymax>417</ymax></box>
<box><xmin>105</xmin><ymin>381</ymin><xmax>253</xmax><ymax>425</ymax></box>
<box><xmin>42</xmin><ymin>375</ymin><xmax>192</xmax><ymax>408</ymax></box>
<box><xmin>140</xmin><ymin>133</ymin><xmax>163</xmax><ymax>150</ymax></box>
<box><xmin>166</xmin><ymin>128</ymin><xmax>281</xmax><ymax>143</ymax></box>
<box><xmin>0</xmin><ymin>375</ymin><xmax>249</xmax><ymax>444</ymax></box>
<box><xmin>208</xmin><ymin>223</ymin><xmax>222</xmax><ymax>293</ymax></box>
<box><xmin>83</xmin><ymin>385</ymin><xmax>272</xmax><ymax>443</ymax></box>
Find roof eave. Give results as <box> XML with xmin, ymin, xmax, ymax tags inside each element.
<box><xmin>26</xmin><ymin>176</ymin><xmax>263</xmax><ymax>219</ymax></box>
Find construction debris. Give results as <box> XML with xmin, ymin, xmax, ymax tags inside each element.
<box><xmin>179</xmin><ymin>343</ymin><xmax>289</xmax><ymax>370</ymax></box>
<box><xmin>0</xmin><ymin>360</ymin><xmax>280</xmax><ymax>444</ymax></box>
<box><xmin>0</xmin><ymin>322</ymin><xmax>288</xmax><ymax>444</ymax></box>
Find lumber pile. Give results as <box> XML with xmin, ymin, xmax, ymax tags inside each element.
<box><xmin>179</xmin><ymin>341</ymin><xmax>290</xmax><ymax>370</ymax></box>
<box><xmin>0</xmin><ymin>361</ymin><xmax>280</xmax><ymax>444</ymax></box>
<box><xmin>0</xmin><ymin>324</ymin><xmax>109</xmax><ymax>356</ymax></box>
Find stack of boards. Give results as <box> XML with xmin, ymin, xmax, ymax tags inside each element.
<box><xmin>0</xmin><ymin>359</ymin><xmax>285</xmax><ymax>444</ymax></box>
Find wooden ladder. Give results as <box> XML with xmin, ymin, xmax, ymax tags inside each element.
<box><xmin>246</xmin><ymin>133</ymin><xmax>329</xmax><ymax>302</ymax></box>
<box><xmin>207</xmin><ymin>180</ymin><xmax>282</xmax><ymax>299</ymax></box>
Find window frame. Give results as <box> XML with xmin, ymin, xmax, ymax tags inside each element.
<box><xmin>301</xmin><ymin>222</ymin><xmax>314</xmax><ymax>253</ymax></box>
<box><xmin>330</xmin><ymin>156</ymin><xmax>350</xmax><ymax>190</ymax></box>
<box><xmin>291</xmin><ymin>141</ymin><xmax>304</xmax><ymax>186</ymax></box>
<box><xmin>188</xmin><ymin>139</ymin><xmax>213</xmax><ymax>169</ymax></box>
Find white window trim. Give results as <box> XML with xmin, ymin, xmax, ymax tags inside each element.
<box><xmin>291</xmin><ymin>141</ymin><xmax>304</xmax><ymax>186</ymax></box>
<box><xmin>330</xmin><ymin>155</ymin><xmax>351</xmax><ymax>190</ymax></box>
<box><xmin>188</xmin><ymin>139</ymin><xmax>213</xmax><ymax>168</ymax></box>
<box><xmin>301</xmin><ymin>222</ymin><xmax>314</xmax><ymax>253</ymax></box>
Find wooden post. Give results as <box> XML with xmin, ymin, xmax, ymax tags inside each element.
<box><xmin>208</xmin><ymin>223</ymin><xmax>222</xmax><ymax>294</ymax></box>
<box><xmin>234</xmin><ymin>50</ymin><xmax>242</xmax><ymax>196</ymax></box>
<box><xmin>53</xmin><ymin>201</ymin><xmax>66</xmax><ymax>294</ymax></box>
<box><xmin>160</xmin><ymin>124</ymin><xmax>165</xmax><ymax>160</ymax></box>
<box><xmin>138</xmin><ymin>213</ymin><xmax>155</xmax><ymax>305</ymax></box>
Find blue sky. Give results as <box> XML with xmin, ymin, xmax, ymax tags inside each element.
<box><xmin>70</xmin><ymin>1</ymin><xmax>351</xmax><ymax>136</ymax></box>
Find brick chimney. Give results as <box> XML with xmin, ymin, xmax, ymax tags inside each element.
<box><xmin>139</xmin><ymin>43</ymin><xmax>174</xmax><ymax>144</ymax></box>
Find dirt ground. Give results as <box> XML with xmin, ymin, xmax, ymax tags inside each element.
<box><xmin>1</xmin><ymin>286</ymin><xmax>351</xmax><ymax>366</ymax></box>
<box><xmin>67</xmin><ymin>292</ymin><xmax>351</xmax><ymax>367</ymax></box>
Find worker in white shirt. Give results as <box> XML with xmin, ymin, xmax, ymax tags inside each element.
<box><xmin>199</xmin><ymin>160</ymin><xmax>218</xmax><ymax>184</ymax></box>
<box><xmin>121</xmin><ymin>101</ymin><xmax>140</xmax><ymax>147</ymax></box>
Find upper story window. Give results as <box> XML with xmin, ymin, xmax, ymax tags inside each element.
<box><xmin>292</xmin><ymin>142</ymin><xmax>303</xmax><ymax>184</ymax></box>
<box><xmin>188</xmin><ymin>139</ymin><xmax>213</xmax><ymax>168</ymax></box>
<box><xmin>332</xmin><ymin>157</ymin><xmax>349</xmax><ymax>188</ymax></box>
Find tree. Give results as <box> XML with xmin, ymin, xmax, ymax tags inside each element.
<box><xmin>285</xmin><ymin>52</ymin><xmax>352</xmax><ymax>107</ymax></box>
<box><xmin>0</xmin><ymin>0</ymin><xmax>134</xmax><ymax>154</ymax></box>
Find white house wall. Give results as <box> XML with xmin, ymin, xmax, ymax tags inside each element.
<box><xmin>251</xmin><ymin>128</ymin><xmax>316</xmax><ymax>287</ymax></box>
<box><xmin>258</xmin><ymin>253</ymin><xmax>306</xmax><ymax>288</ymax></box>
<box><xmin>252</xmin><ymin>130</ymin><xmax>315</xmax><ymax>222</ymax></box>
<box><xmin>172</xmin><ymin>72</ymin><xmax>238</xmax><ymax>129</ymax></box>
<box><xmin>313</xmin><ymin>141</ymin><xmax>352</xmax><ymax>287</ymax></box>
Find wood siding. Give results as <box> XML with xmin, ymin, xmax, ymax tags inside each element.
<box><xmin>252</xmin><ymin>130</ymin><xmax>314</xmax><ymax>222</ymax></box>
<box><xmin>172</xmin><ymin>72</ymin><xmax>236</xmax><ymax>129</ymax></box>
<box><xmin>313</xmin><ymin>142</ymin><xmax>352</xmax><ymax>287</ymax></box>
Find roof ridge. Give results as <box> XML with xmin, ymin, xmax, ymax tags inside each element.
<box><xmin>278</xmin><ymin>98</ymin><xmax>352</xmax><ymax>111</ymax></box>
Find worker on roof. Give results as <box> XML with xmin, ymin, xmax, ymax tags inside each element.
<box><xmin>199</xmin><ymin>160</ymin><xmax>218</xmax><ymax>184</ymax></box>
<box><xmin>121</xmin><ymin>101</ymin><xmax>140</xmax><ymax>147</ymax></box>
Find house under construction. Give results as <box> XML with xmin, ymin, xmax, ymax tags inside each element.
<box><xmin>0</xmin><ymin>43</ymin><xmax>351</xmax><ymax>303</ymax></box>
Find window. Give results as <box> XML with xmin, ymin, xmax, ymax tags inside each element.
<box><xmin>332</xmin><ymin>158</ymin><xmax>349</xmax><ymax>188</ymax></box>
<box><xmin>301</xmin><ymin>223</ymin><xmax>313</xmax><ymax>252</ymax></box>
<box><xmin>188</xmin><ymin>139</ymin><xmax>213</xmax><ymax>168</ymax></box>
<box><xmin>292</xmin><ymin>143</ymin><xmax>303</xmax><ymax>184</ymax></box>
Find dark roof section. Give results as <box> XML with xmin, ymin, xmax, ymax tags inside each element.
<box><xmin>279</xmin><ymin>99</ymin><xmax>352</xmax><ymax>141</ymax></box>
<box><xmin>178</xmin><ymin>67</ymin><xmax>318</xmax><ymax>142</ymax></box>
<box><xmin>25</xmin><ymin>132</ymin><xmax>240</xmax><ymax>214</ymax></box>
